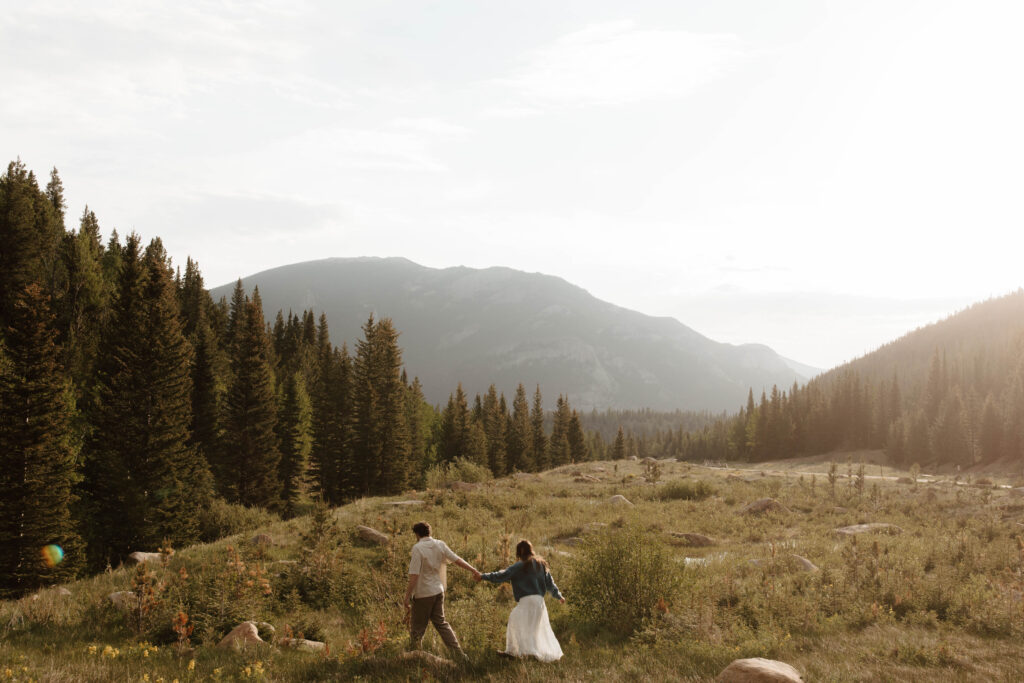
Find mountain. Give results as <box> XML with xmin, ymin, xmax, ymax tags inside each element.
<box><xmin>210</xmin><ymin>257</ymin><xmax>816</xmax><ymax>411</ymax></box>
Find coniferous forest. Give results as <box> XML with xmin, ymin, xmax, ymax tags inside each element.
<box><xmin>0</xmin><ymin>161</ymin><xmax>596</xmax><ymax>597</ymax></box>
<box><xmin>5</xmin><ymin>159</ymin><xmax>1024</xmax><ymax>601</ymax></box>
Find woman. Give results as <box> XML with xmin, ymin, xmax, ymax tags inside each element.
<box><xmin>477</xmin><ymin>540</ymin><xmax>565</xmax><ymax>662</ymax></box>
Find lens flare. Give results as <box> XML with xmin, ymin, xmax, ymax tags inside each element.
<box><xmin>41</xmin><ymin>544</ymin><xmax>64</xmax><ymax>568</ymax></box>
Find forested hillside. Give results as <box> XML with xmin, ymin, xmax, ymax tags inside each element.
<box><xmin>675</xmin><ymin>292</ymin><xmax>1024</xmax><ymax>466</ymax></box>
<box><xmin>0</xmin><ymin>161</ymin><xmax>595</xmax><ymax>597</ymax></box>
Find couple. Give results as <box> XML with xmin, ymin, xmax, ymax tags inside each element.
<box><xmin>403</xmin><ymin>521</ymin><xmax>565</xmax><ymax>662</ymax></box>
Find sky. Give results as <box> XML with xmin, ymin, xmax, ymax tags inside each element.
<box><xmin>3</xmin><ymin>1</ymin><xmax>1022</xmax><ymax>370</ymax></box>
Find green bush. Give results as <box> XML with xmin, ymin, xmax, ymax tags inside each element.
<box><xmin>424</xmin><ymin>457</ymin><xmax>493</xmax><ymax>489</ymax></box>
<box><xmin>198</xmin><ymin>498</ymin><xmax>280</xmax><ymax>542</ymax></box>
<box><xmin>567</xmin><ymin>523</ymin><xmax>685</xmax><ymax>637</ymax></box>
<box><xmin>656</xmin><ymin>479</ymin><xmax>714</xmax><ymax>501</ymax></box>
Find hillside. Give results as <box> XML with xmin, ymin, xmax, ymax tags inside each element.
<box><xmin>210</xmin><ymin>257</ymin><xmax>815</xmax><ymax>411</ymax></box>
<box><xmin>678</xmin><ymin>289</ymin><xmax>1024</xmax><ymax>468</ymax></box>
<box><xmin>3</xmin><ymin>458</ymin><xmax>1024</xmax><ymax>681</ymax></box>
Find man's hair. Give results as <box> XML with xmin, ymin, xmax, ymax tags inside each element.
<box><xmin>412</xmin><ymin>521</ymin><xmax>431</xmax><ymax>538</ymax></box>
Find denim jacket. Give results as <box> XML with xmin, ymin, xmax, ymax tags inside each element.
<box><xmin>482</xmin><ymin>560</ymin><xmax>564</xmax><ymax>602</ymax></box>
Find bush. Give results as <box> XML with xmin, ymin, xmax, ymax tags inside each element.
<box><xmin>424</xmin><ymin>457</ymin><xmax>493</xmax><ymax>489</ymax></box>
<box><xmin>199</xmin><ymin>498</ymin><xmax>280</xmax><ymax>542</ymax></box>
<box><xmin>656</xmin><ymin>480</ymin><xmax>714</xmax><ymax>501</ymax></box>
<box><xmin>567</xmin><ymin>523</ymin><xmax>685</xmax><ymax>637</ymax></box>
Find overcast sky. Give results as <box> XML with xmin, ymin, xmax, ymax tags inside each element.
<box><xmin>4</xmin><ymin>1</ymin><xmax>1022</xmax><ymax>369</ymax></box>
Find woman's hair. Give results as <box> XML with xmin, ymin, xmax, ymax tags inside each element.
<box><xmin>516</xmin><ymin>540</ymin><xmax>548</xmax><ymax>572</ymax></box>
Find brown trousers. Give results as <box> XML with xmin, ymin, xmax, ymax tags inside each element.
<box><xmin>409</xmin><ymin>592</ymin><xmax>462</xmax><ymax>652</ymax></box>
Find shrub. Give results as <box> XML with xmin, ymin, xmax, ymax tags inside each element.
<box><xmin>199</xmin><ymin>499</ymin><xmax>280</xmax><ymax>542</ymax></box>
<box><xmin>424</xmin><ymin>457</ymin><xmax>493</xmax><ymax>489</ymax></box>
<box><xmin>656</xmin><ymin>480</ymin><xmax>714</xmax><ymax>501</ymax></box>
<box><xmin>567</xmin><ymin>523</ymin><xmax>685</xmax><ymax>637</ymax></box>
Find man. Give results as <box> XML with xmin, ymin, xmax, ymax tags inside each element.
<box><xmin>404</xmin><ymin>521</ymin><xmax>480</xmax><ymax>659</ymax></box>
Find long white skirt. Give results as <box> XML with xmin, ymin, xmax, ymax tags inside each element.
<box><xmin>505</xmin><ymin>594</ymin><xmax>563</xmax><ymax>662</ymax></box>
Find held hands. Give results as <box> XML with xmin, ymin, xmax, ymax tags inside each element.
<box><xmin>472</xmin><ymin>569</ymin><xmax>482</xmax><ymax>582</ymax></box>
<box><xmin>559</xmin><ymin>597</ymin><xmax>566</xmax><ymax>604</ymax></box>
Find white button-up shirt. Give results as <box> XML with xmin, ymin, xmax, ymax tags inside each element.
<box><xmin>409</xmin><ymin>537</ymin><xmax>463</xmax><ymax>598</ymax></box>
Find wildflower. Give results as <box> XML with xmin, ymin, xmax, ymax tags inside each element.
<box><xmin>243</xmin><ymin>665</ymin><xmax>252</xmax><ymax>678</ymax></box>
<box><xmin>142</xmin><ymin>675</ymin><xmax>150</xmax><ymax>682</ymax></box>
<box><xmin>87</xmin><ymin>645</ymin><xmax>97</xmax><ymax>656</ymax></box>
<box><xmin>187</xmin><ymin>659</ymin><xmax>195</xmax><ymax>672</ymax></box>
<box><xmin>143</xmin><ymin>649</ymin><xmax>150</xmax><ymax>657</ymax></box>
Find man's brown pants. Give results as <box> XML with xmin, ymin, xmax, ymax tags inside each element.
<box><xmin>409</xmin><ymin>592</ymin><xmax>462</xmax><ymax>652</ymax></box>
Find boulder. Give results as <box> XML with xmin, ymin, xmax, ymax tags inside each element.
<box><xmin>250</xmin><ymin>533</ymin><xmax>273</xmax><ymax>546</ymax></box>
<box><xmin>356</xmin><ymin>525</ymin><xmax>390</xmax><ymax>545</ymax></box>
<box><xmin>835</xmin><ymin>523</ymin><xmax>903</xmax><ymax>536</ymax></box>
<box><xmin>279</xmin><ymin>637</ymin><xmax>326</xmax><ymax>653</ymax></box>
<box><xmin>574</xmin><ymin>475</ymin><xmax>600</xmax><ymax>483</ymax></box>
<box><xmin>717</xmin><ymin>657</ymin><xmax>803</xmax><ymax>682</ymax></box>
<box><xmin>789</xmin><ymin>554</ymin><xmax>818</xmax><ymax>572</ymax></box>
<box><xmin>642</xmin><ymin>457</ymin><xmax>657</xmax><ymax>464</ymax></box>
<box><xmin>127</xmin><ymin>551</ymin><xmax>162</xmax><ymax>565</ymax></box>
<box><xmin>740</xmin><ymin>498</ymin><xmax>789</xmax><ymax>515</ymax></box>
<box><xmin>629</xmin><ymin>456</ymin><xmax>638</xmax><ymax>462</ymax></box>
<box><xmin>671</xmin><ymin>532</ymin><xmax>716</xmax><ymax>547</ymax></box>
<box><xmin>608</xmin><ymin>494</ymin><xmax>634</xmax><ymax>507</ymax></box>
<box><xmin>217</xmin><ymin>621</ymin><xmax>265</xmax><ymax>649</ymax></box>
<box><xmin>108</xmin><ymin>591</ymin><xmax>136</xmax><ymax>609</ymax></box>
<box><xmin>399</xmin><ymin>650</ymin><xmax>456</xmax><ymax>670</ymax></box>
<box><xmin>54</xmin><ymin>587</ymin><xmax>72</xmax><ymax>597</ymax></box>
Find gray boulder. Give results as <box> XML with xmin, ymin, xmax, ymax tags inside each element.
<box><xmin>717</xmin><ymin>657</ymin><xmax>804</xmax><ymax>682</ymax></box>
<box><xmin>356</xmin><ymin>525</ymin><xmax>390</xmax><ymax>545</ymax></box>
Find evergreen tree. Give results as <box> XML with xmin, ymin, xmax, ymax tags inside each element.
<box><xmin>350</xmin><ymin>316</ymin><xmax>410</xmax><ymax>496</ymax></box>
<box><xmin>222</xmin><ymin>288</ymin><xmax>280</xmax><ymax>507</ymax></box>
<box><xmin>482</xmin><ymin>385</ymin><xmax>507</xmax><ymax>475</ymax></box>
<box><xmin>506</xmin><ymin>383</ymin><xmax>531</xmax><ymax>472</ymax></box>
<box><xmin>404</xmin><ymin>376</ymin><xmax>431</xmax><ymax>484</ymax></box>
<box><xmin>568</xmin><ymin>409</ymin><xmax>588</xmax><ymax>463</ymax></box>
<box><xmin>530</xmin><ymin>386</ymin><xmax>548</xmax><ymax>471</ymax></box>
<box><xmin>83</xmin><ymin>237</ymin><xmax>210</xmax><ymax>566</ymax></box>
<box><xmin>0</xmin><ymin>285</ymin><xmax>82</xmax><ymax>596</ymax></box>
<box><xmin>439</xmin><ymin>383</ymin><xmax>470</xmax><ymax>464</ymax></box>
<box><xmin>277</xmin><ymin>371</ymin><xmax>312</xmax><ymax>516</ymax></box>
<box><xmin>612</xmin><ymin>426</ymin><xmax>626</xmax><ymax>460</ymax></box>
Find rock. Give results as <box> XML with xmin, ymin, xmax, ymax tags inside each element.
<box><xmin>108</xmin><ymin>591</ymin><xmax>136</xmax><ymax>609</ymax></box>
<box><xmin>592</xmin><ymin>467</ymin><xmax>607</xmax><ymax>473</ymax></box>
<box><xmin>383</xmin><ymin>500</ymin><xmax>426</xmax><ymax>506</ymax></box>
<box><xmin>671</xmin><ymin>532</ymin><xmax>716</xmax><ymax>547</ymax></box>
<box><xmin>217</xmin><ymin>621</ymin><xmax>265</xmax><ymax>649</ymax></box>
<box><xmin>574</xmin><ymin>475</ymin><xmax>600</xmax><ymax>483</ymax></box>
<box><xmin>250</xmin><ymin>533</ymin><xmax>273</xmax><ymax>546</ymax></box>
<box><xmin>608</xmin><ymin>494</ymin><xmax>634</xmax><ymax>506</ymax></box>
<box><xmin>399</xmin><ymin>650</ymin><xmax>456</xmax><ymax>670</ymax></box>
<box><xmin>684</xmin><ymin>557</ymin><xmax>709</xmax><ymax>567</ymax></box>
<box><xmin>896</xmin><ymin>476</ymin><xmax>914</xmax><ymax>485</ymax></box>
<box><xmin>789</xmin><ymin>554</ymin><xmax>818</xmax><ymax>572</ymax></box>
<box><xmin>718</xmin><ymin>657</ymin><xmax>804</xmax><ymax>682</ymax></box>
<box><xmin>835</xmin><ymin>523</ymin><xmax>903</xmax><ymax>536</ymax></box>
<box><xmin>642</xmin><ymin>457</ymin><xmax>657</xmax><ymax>464</ymax></box>
<box><xmin>127</xmin><ymin>551</ymin><xmax>162</xmax><ymax>565</ymax></box>
<box><xmin>356</xmin><ymin>525</ymin><xmax>390</xmax><ymax>545</ymax></box>
<box><xmin>629</xmin><ymin>456</ymin><xmax>638</xmax><ymax>462</ymax></box>
<box><xmin>279</xmin><ymin>637</ymin><xmax>326</xmax><ymax>653</ymax></box>
<box><xmin>448</xmin><ymin>481</ymin><xmax>479</xmax><ymax>492</ymax></box>
<box><xmin>740</xmin><ymin>498</ymin><xmax>789</xmax><ymax>515</ymax></box>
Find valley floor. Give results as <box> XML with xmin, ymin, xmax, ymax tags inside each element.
<box><xmin>4</xmin><ymin>453</ymin><xmax>1024</xmax><ymax>681</ymax></box>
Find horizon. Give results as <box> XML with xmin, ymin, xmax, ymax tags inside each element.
<box><xmin>4</xmin><ymin>1</ymin><xmax>1022</xmax><ymax>369</ymax></box>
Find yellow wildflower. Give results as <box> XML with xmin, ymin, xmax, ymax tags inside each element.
<box><xmin>187</xmin><ymin>659</ymin><xmax>195</xmax><ymax>672</ymax></box>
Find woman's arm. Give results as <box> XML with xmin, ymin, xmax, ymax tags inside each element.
<box><xmin>481</xmin><ymin>561</ymin><xmax>522</xmax><ymax>584</ymax></box>
<box><xmin>545</xmin><ymin>571</ymin><xmax>565</xmax><ymax>602</ymax></box>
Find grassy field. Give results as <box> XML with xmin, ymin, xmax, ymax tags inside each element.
<box><xmin>4</xmin><ymin>454</ymin><xmax>1024</xmax><ymax>681</ymax></box>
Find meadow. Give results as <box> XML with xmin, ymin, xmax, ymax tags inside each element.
<box><xmin>4</xmin><ymin>454</ymin><xmax>1024</xmax><ymax>682</ymax></box>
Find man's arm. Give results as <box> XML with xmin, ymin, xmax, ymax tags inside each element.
<box><xmin>404</xmin><ymin>574</ymin><xmax>419</xmax><ymax>609</ymax></box>
<box><xmin>453</xmin><ymin>557</ymin><xmax>481</xmax><ymax>580</ymax></box>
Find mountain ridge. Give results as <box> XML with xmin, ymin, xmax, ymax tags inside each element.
<box><xmin>210</xmin><ymin>257</ymin><xmax>818</xmax><ymax>411</ymax></box>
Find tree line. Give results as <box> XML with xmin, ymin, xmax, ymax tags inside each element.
<box><xmin>0</xmin><ymin>161</ymin><xmax>595</xmax><ymax>597</ymax></box>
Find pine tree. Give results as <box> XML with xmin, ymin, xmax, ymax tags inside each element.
<box><xmin>482</xmin><ymin>384</ymin><xmax>506</xmax><ymax>475</ymax></box>
<box><xmin>83</xmin><ymin>237</ymin><xmax>210</xmax><ymax>567</ymax></box>
<box><xmin>405</xmin><ymin>376</ymin><xmax>430</xmax><ymax>484</ymax></box>
<box><xmin>612</xmin><ymin>426</ymin><xmax>626</xmax><ymax>460</ymax></box>
<box><xmin>506</xmin><ymin>383</ymin><xmax>531</xmax><ymax>473</ymax></box>
<box><xmin>0</xmin><ymin>285</ymin><xmax>83</xmax><ymax>597</ymax></box>
<box><xmin>350</xmin><ymin>316</ymin><xmax>410</xmax><ymax>496</ymax></box>
<box><xmin>222</xmin><ymin>289</ymin><xmax>280</xmax><ymax>507</ymax></box>
<box><xmin>277</xmin><ymin>371</ymin><xmax>312</xmax><ymax>516</ymax></box>
<box><xmin>567</xmin><ymin>409</ymin><xmax>588</xmax><ymax>463</ymax></box>
<box><xmin>530</xmin><ymin>386</ymin><xmax>548</xmax><ymax>471</ymax></box>
<box><xmin>439</xmin><ymin>383</ymin><xmax>470</xmax><ymax>464</ymax></box>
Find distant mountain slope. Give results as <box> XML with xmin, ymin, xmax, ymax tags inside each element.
<box><xmin>210</xmin><ymin>257</ymin><xmax>815</xmax><ymax>411</ymax></box>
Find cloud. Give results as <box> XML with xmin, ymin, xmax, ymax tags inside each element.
<box><xmin>496</xmin><ymin>21</ymin><xmax>744</xmax><ymax>107</ymax></box>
